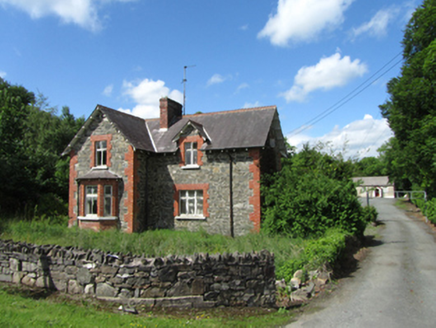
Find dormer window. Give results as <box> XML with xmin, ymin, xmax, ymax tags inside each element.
<box><xmin>95</xmin><ymin>140</ymin><xmax>107</xmax><ymax>166</ymax></box>
<box><xmin>184</xmin><ymin>142</ymin><xmax>197</xmax><ymax>166</ymax></box>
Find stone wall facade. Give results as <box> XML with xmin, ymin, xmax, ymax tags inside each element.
<box><xmin>146</xmin><ymin>148</ymin><xmax>259</xmax><ymax>236</ymax></box>
<box><xmin>0</xmin><ymin>240</ymin><xmax>276</xmax><ymax>308</ymax></box>
<box><xmin>69</xmin><ymin>110</ymin><xmax>267</xmax><ymax>235</ymax></box>
<box><xmin>69</xmin><ymin>112</ymin><xmax>135</xmax><ymax>231</ymax></box>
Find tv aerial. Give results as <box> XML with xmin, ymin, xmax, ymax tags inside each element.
<box><xmin>182</xmin><ymin>65</ymin><xmax>196</xmax><ymax>115</ymax></box>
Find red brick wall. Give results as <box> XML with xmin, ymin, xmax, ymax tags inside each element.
<box><xmin>78</xmin><ymin>219</ymin><xmax>118</xmax><ymax>232</ymax></box>
<box><xmin>124</xmin><ymin>145</ymin><xmax>139</xmax><ymax>233</ymax></box>
<box><xmin>178</xmin><ymin>135</ymin><xmax>204</xmax><ymax>166</ymax></box>
<box><xmin>249</xmin><ymin>148</ymin><xmax>261</xmax><ymax>232</ymax></box>
<box><xmin>90</xmin><ymin>134</ymin><xmax>112</xmax><ymax>168</ymax></box>
<box><xmin>68</xmin><ymin>150</ymin><xmax>78</xmax><ymax>227</ymax></box>
<box><xmin>173</xmin><ymin>183</ymin><xmax>210</xmax><ymax>217</ymax></box>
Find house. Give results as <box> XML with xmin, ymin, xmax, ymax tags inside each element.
<box><xmin>352</xmin><ymin>176</ymin><xmax>395</xmax><ymax>198</ymax></box>
<box><xmin>62</xmin><ymin>97</ymin><xmax>286</xmax><ymax>236</ymax></box>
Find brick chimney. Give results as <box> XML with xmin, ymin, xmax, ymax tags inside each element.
<box><xmin>159</xmin><ymin>97</ymin><xmax>183</xmax><ymax>130</ymax></box>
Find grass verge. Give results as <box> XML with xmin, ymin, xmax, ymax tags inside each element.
<box><xmin>0</xmin><ymin>282</ymin><xmax>293</xmax><ymax>328</ymax></box>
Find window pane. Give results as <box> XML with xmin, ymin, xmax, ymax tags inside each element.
<box><xmin>104</xmin><ymin>185</ymin><xmax>112</xmax><ymax>195</ymax></box>
<box><xmin>104</xmin><ymin>185</ymin><xmax>112</xmax><ymax>216</ymax></box>
<box><xmin>180</xmin><ymin>198</ymin><xmax>187</xmax><ymax>214</ymax></box>
<box><xmin>96</xmin><ymin>140</ymin><xmax>107</xmax><ymax>166</ymax></box>
<box><xmin>179</xmin><ymin>190</ymin><xmax>203</xmax><ymax>216</ymax></box>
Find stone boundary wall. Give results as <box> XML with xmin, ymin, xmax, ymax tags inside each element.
<box><xmin>0</xmin><ymin>240</ymin><xmax>276</xmax><ymax>308</ymax></box>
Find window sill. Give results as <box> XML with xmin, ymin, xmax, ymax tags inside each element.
<box><xmin>181</xmin><ymin>164</ymin><xmax>200</xmax><ymax>170</ymax></box>
<box><xmin>92</xmin><ymin>165</ymin><xmax>108</xmax><ymax>170</ymax></box>
<box><xmin>175</xmin><ymin>215</ymin><xmax>206</xmax><ymax>220</ymax></box>
<box><xmin>78</xmin><ymin>216</ymin><xmax>118</xmax><ymax>221</ymax></box>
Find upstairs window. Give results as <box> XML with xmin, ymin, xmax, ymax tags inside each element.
<box><xmin>184</xmin><ymin>142</ymin><xmax>197</xmax><ymax>166</ymax></box>
<box><xmin>179</xmin><ymin>190</ymin><xmax>203</xmax><ymax>216</ymax></box>
<box><xmin>95</xmin><ymin>140</ymin><xmax>107</xmax><ymax>166</ymax></box>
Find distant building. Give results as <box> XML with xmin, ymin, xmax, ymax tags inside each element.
<box><xmin>352</xmin><ymin>176</ymin><xmax>395</xmax><ymax>198</ymax></box>
<box><xmin>62</xmin><ymin>97</ymin><xmax>286</xmax><ymax>235</ymax></box>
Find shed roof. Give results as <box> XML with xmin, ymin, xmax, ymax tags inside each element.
<box><xmin>352</xmin><ymin>176</ymin><xmax>393</xmax><ymax>186</ymax></box>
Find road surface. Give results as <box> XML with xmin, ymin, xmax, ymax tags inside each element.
<box><xmin>287</xmin><ymin>198</ymin><xmax>436</xmax><ymax>327</ymax></box>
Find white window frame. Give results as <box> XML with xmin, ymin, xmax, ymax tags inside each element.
<box><xmin>178</xmin><ymin>190</ymin><xmax>204</xmax><ymax>218</ymax></box>
<box><xmin>85</xmin><ymin>185</ymin><xmax>98</xmax><ymax>216</ymax></box>
<box><xmin>184</xmin><ymin>142</ymin><xmax>198</xmax><ymax>166</ymax></box>
<box><xmin>95</xmin><ymin>140</ymin><xmax>107</xmax><ymax>167</ymax></box>
<box><xmin>104</xmin><ymin>185</ymin><xmax>112</xmax><ymax>217</ymax></box>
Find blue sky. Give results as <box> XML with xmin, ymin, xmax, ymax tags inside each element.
<box><xmin>0</xmin><ymin>0</ymin><xmax>419</xmax><ymax>158</ymax></box>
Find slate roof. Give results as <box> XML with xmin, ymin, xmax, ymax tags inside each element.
<box><xmin>62</xmin><ymin>103</ymin><xmax>286</xmax><ymax>156</ymax></box>
<box><xmin>352</xmin><ymin>176</ymin><xmax>393</xmax><ymax>186</ymax></box>
<box><xmin>77</xmin><ymin>168</ymin><xmax>121</xmax><ymax>180</ymax></box>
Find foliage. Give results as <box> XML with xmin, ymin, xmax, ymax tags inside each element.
<box><xmin>425</xmin><ymin>198</ymin><xmax>436</xmax><ymax>224</ymax></box>
<box><xmin>362</xmin><ymin>205</ymin><xmax>378</xmax><ymax>224</ymax></box>
<box><xmin>0</xmin><ymin>78</ymin><xmax>83</xmax><ymax>215</ymax></box>
<box><xmin>352</xmin><ymin>156</ymin><xmax>387</xmax><ymax>177</ymax></box>
<box><xmin>380</xmin><ymin>0</ymin><xmax>436</xmax><ymax>197</ymax></box>
<box><xmin>262</xmin><ymin>143</ymin><xmax>366</xmax><ymax>238</ymax></box>
<box><xmin>276</xmin><ymin>228</ymin><xmax>348</xmax><ymax>282</ymax></box>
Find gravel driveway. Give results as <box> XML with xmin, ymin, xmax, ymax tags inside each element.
<box><xmin>286</xmin><ymin>198</ymin><xmax>436</xmax><ymax>327</ymax></box>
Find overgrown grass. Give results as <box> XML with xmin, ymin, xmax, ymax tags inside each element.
<box><xmin>0</xmin><ymin>218</ymin><xmax>304</xmax><ymax>275</ymax></box>
<box><xmin>0</xmin><ymin>283</ymin><xmax>293</xmax><ymax>327</ymax></box>
<box><xmin>0</xmin><ymin>217</ymin><xmax>352</xmax><ymax>283</ymax></box>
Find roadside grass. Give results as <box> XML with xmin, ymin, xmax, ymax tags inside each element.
<box><xmin>0</xmin><ymin>282</ymin><xmax>293</xmax><ymax>328</ymax></box>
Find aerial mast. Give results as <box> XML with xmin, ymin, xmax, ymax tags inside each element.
<box><xmin>182</xmin><ymin>65</ymin><xmax>196</xmax><ymax>115</ymax></box>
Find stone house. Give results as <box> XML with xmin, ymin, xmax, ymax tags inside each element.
<box><xmin>62</xmin><ymin>97</ymin><xmax>286</xmax><ymax>236</ymax></box>
<box><xmin>352</xmin><ymin>176</ymin><xmax>395</xmax><ymax>198</ymax></box>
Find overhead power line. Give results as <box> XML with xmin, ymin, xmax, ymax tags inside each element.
<box><xmin>288</xmin><ymin>52</ymin><xmax>404</xmax><ymax>137</ymax></box>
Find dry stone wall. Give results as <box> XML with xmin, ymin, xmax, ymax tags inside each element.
<box><xmin>0</xmin><ymin>240</ymin><xmax>276</xmax><ymax>308</ymax></box>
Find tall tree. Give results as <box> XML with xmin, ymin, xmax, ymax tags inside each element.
<box><xmin>380</xmin><ymin>0</ymin><xmax>436</xmax><ymax>196</ymax></box>
<box><xmin>0</xmin><ymin>79</ymin><xmax>83</xmax><ymax>215</ymax></box>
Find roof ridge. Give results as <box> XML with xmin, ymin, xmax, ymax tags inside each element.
<box><xmin>183</xmin><ymin>105</ymin><xmax>277</xmax><ymax>118</ymax></box>
<box><xmin>98</xmin><ymin>105</ymin><xmax>146</xmax><ymax>122</ymax></box>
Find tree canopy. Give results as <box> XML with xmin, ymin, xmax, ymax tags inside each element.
<box><xmin>0</xmin><ymin>78</ymin><xmax>84</xmax><ymax>216</ymax></box>
<box><xmin>380</xmin><ymin>0</ymin><xmax>436</xmax><ymax>197</ymax></box>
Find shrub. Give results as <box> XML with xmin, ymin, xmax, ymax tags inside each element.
<box><xmin>262</xmin><ymin>169</ymin><xmax>366</xmax><ymax>238</ymax></box>
<box><xmin>362</xmin><ymin>205</ymin><xmax>378</xmax><ymax>224</ymax></box>
<box><xmin>276</xmin><ymin>228</ymin><xmax>348</xmax><ymax>282</ymax></box>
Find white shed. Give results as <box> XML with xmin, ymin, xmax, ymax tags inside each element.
<box><xmin>352</xmin><ymin>176</ymin><xmax>395</xmax><ymax>198</ymax></box>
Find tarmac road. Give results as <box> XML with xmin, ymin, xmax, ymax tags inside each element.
<box><xmin>287</xmin><ymin>198</ymin><xmax>436</xmax><ymax>327</ymax></box>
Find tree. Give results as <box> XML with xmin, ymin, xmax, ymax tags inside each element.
<box><xmin>380</xmin><ymin>0</ymin><xmax>436</xmax><ymax>196</ymax></box>
<box><xmin>0</xmin><ymin>79</ymin><xmax>83</xmax><ymax>216</ymax></box>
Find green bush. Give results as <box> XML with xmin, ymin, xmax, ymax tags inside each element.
<box><xmin>262</xmin><ymin>170</ymin><xmax>366</xmax><ymax>238</ymax></box>
<box><xmin>425</xmin><ymin>198</ymin><xmax>436</xmax><ymax>224</ymax></box>
<box><xmin>362</xmin><ymin>205</ymin><xmax>378</xmax><ymax>223</ymax></box>
<box><xmin>276</xmin><ymin>228</ymin><xmax>348</xmax><ymax>282</ymax></box>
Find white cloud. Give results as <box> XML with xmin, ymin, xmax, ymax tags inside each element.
<box><xmin>0</xmin><ymin>71</ymin><xmax>6</xmax><ymax>78</ymax></box>
<box><xmin>0</xmin><ymin>0</ymin><xmax>135</xmax><ymax>31</ymax></box>
<box><xmin>102</xmin><ymin>84</ymin><xmax>113</xmax><ymax>97</ymax></box>
<box><xmin>258</xmin><ymin>0</ymin><xmax>354</xmax><ymax>46</ymax></box>
<box><xmin>352</xmin><ymin>8</ymin><xmax>396</xmax><ymax>39</ymax></box>
<box><xmin>281</xmin><ymin>53</ymin><xmax>367</xmax><ymax>102</ymax></box>
<box><xmin>207</xmin><ymin>74</ymin><xmax>225</xmax><ymax>86</ymax></box>
<box><xmin>240</xmin><ymin>24</ymin><xmax>248</xmax><ymax>31</ymax></box>
<box><xmin>243</xmin><ymin>101</ymin><xmax>261</xmax><ymax>108</ymax></box>
<box><xmin>288</xmin><ymin>114</ymin><xmax>393</xmax><ymax>158</ymax></box>
<box><xmin>121</xmin><ymin>78</ymin><xmax>183</xmax><ymax>118</ymax></box>
<box><xmin>235</xmin><ymin>83</ymin><xmax>249</xmax><ymax>94</ymax></box>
